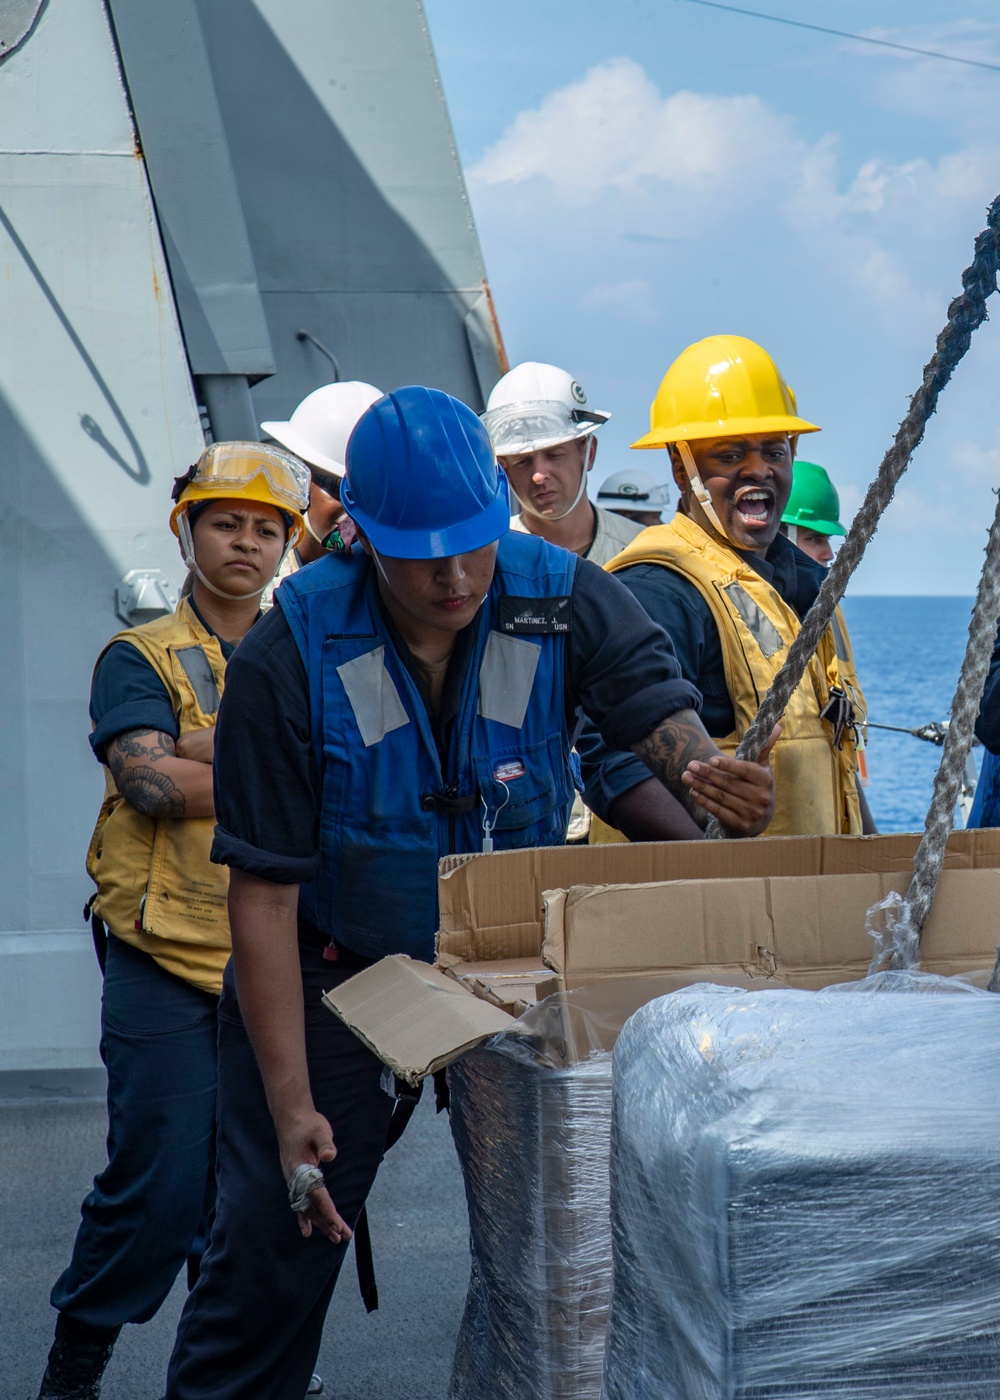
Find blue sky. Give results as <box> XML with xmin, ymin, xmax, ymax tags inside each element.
<box><xmin>423</xmin><ymin>0</ymin><xmax>1000</xmax><ymax>594</ymax></box>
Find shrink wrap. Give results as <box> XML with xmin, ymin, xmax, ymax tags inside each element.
<box><xmin>604</xmin><ymin>977</ymin><xmax>1000</xmax><ymax>1399</ymax></box>
<box><xmin>448</xmin><ymin>997</ymin><xmax>616</xmax><ymax>1399</ymax></box>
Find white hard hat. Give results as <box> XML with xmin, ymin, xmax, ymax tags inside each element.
<box><xmin>261</xmin><ymin>381</ymin><xmax>383</xmax><ymax>478</ymax></box>
<box><xmin>482</xmin><ymin>361</ymin><xmax>610</xmax><ymax>456</ymax></box>
<box><xmin>596</xmin><ymin>469</ymin><xmax>671</xmax><ymax>513</ymax></box>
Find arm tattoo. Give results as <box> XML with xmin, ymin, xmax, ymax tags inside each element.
<box><xmin>632</xmin><ymin>709</ymin><xmax>714</xmax><ymax>827</ymax></box>
<box><xmin>112</xmin><ymin>729</ymin><xmax>175</xmax><ymax>762</ymax></box>
<box><xmin>108</xmin><ymin>730</ymin><xmax>186</xmax><ymax>818</ymax></box>
<box><xmin>117</xmin><ymin>765</ymin><xmax>187</xmax><ymax>819</ymax></box>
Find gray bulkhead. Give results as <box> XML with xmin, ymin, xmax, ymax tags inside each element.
<box><xmin>0</xmin><ymin>0</ymin><xmax>504</xmax><ymax>1071</ymax></box>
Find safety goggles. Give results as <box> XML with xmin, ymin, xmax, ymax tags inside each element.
<box><xmin>482</xmin><ymin>400</ymin><xmax>608</xmax><ymax>456</ymax></box>
<box><xmin>172</xmin><ymin>441</ymin><xmax>311</xmax><ymax>513</ymax></box>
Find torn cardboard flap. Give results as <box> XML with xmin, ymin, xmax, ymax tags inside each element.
<box><xmin>322</xmin><ymin>954</ymin><xmax>515</xmax><ymax>1086</ymax></box>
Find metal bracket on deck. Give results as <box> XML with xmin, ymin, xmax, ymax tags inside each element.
<box><xmin>116</xmin><ymin>569</ymin><xmax>177</xmax><ymax>627</ymax></box>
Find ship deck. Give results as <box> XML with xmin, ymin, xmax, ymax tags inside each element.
<box><xmin>2</xmin><ymin>1076</ymin><xmax>467</xmax><ymax>1398</ymax></box>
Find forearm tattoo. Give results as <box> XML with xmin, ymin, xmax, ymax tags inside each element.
<box><xmin>632</xmin><ymin>709</ymin><xmax>714</xmax><ymax>828</ymax></box>
<box><xmin>108</xmin><ymin>730</ymin><xmax>186</xmax><ymax>818</ymax></box>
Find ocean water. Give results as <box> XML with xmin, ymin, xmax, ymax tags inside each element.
<box><xmin>839</xmin><ymin>596</ymin><xmax>982</xmax><ymax>834</ymax></box>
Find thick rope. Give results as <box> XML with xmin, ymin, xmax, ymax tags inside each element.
<box><xmin>882</xmin><ymin>490</ymin><xmax>1000</xmax><ymax>966</ymax></box>
<box><xmin>988</xmin><ymin>952</ymin><xmax>1000</xmax><ymax>994</ymax></box>
<box><xmin>867</xmin><ymin>496</ymin><xmax>1000</xmax><ymax>974</ymax></box>
<box><xmin>706</xmin><ymin>192</ymin><xmax>1000</xmax><ymax>839</ymax></box>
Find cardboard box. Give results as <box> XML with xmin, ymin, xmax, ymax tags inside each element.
<box><xmin>323</xmin><ymin>829</ymin><xmax>1000</xmax><ymax>1081</ymax></box>
<box><xmin>541</xmin><ymin>866</ymin><xmax>1000</xmax><ymax>991</ymax></box>
<box><xmin>321</xmin><ymin>831</ymin><xmax>1000</xmax><ymax>1400</ymax></box>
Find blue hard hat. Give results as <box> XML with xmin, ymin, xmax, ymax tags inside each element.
<box><xmin>341</xmin><ymin>386</ymin><xmax>510</xmax><ymax>559</ymax></box>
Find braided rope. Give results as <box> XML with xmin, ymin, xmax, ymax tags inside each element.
<box><xmin>867</xmin><ymin>500</ymin><xmax>1000</xmax><ymax>973</ymax></box>
<box><xmin>896</xmin><ymin>490</ymin><xmax>1000</xmax><ymax>952</ymax></box>
<box><xmin>705</xmin><ymin>192</ymin><xmax>1000</xmax><ymax>840</ymax></box>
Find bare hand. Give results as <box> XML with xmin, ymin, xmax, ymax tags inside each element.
<box><xmin>175</xmin><ymin>725</ymin><xmax>216</xmax><ymax>764</ymax></box>
<box><xmin>681</xmin><ymin>725</ymin><xmax>780</xmax><ymax>837</ymax></box>
<box><xmin>277</xmin><ymin>1110</ymin><xmax>352</xmax><ymax>1244</ymax></box>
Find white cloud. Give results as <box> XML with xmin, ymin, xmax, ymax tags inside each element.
<box><xmin>952</xmin><ymin>434</ymin><xmax>1000</xmax><ymax>487</ymax></box>
<box><xmin>470</xmin><ymin>58</ymin><xmax>796</xmax><ymax>201</ymax></box>
<box><xmin>848</xmin><ymin>20</ymin><xmax>1000</xmax><ymax>136</ymax></box>
<box><xmin>838</xmin><ymin>482</ymin><xmax>863</xmax><ymax>524</ymax></box>
<box><xmin>465</xmin><ymin>56</ymin><xmax>1000</xmax><ymax>591</ymax></box>
<box><xmin>880</xmin><ymin>485</ymin><xmax>941</xmax><ymax>533</ymax></box>
<box><xmin>581</xmin><ymin>278</ymin><xmax>658</xmax><ymax>323</ymax></box>
<box><xmin>850</xmin><ymin>246</ymin><xmax>918</xmax><ymax>313</ymax></box>
<box><xmin>470</xmin><ymin>57</ymin><xmax>1000</xmax><ymax>331</ymax></box>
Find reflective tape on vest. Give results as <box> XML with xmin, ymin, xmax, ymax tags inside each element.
<box><xmin>478</xmin><ymin>631</ymin><xmax>541</xmax><ymax>729</ymax></box>
<box><xmin>723</xmin><ymin>583</ymin><xmax>784</xmax><ymax>659</ymax></box>
<box><xmin>337</xmin><ymin>646</ymin><xmax>410</xmax><ymax>747</ymax></box>
<box><xmin>174</xmin><ymin>645</ymin><xmax>221</xmax><ymax>715</ymax></box>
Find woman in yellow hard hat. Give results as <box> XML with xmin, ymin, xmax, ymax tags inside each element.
<box><xmin>38</xmin><ymin>444</ymin><xmax>311</xmax><ymax>1400</ymax></box>
<box><xmin>579</xmin><ymin>334</ymin><xmax>874</xmax><ymax>841</ymax></box>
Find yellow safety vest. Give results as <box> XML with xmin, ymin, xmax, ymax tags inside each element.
<box><xmin>86</xmin><ymin>599</ymin><xmax>231</xmax><ymax>994</ymax></box>
<box><xmin>593</xmin><ymin>512</ymin><xmax>865</xmax><ymax>840</ymax></box>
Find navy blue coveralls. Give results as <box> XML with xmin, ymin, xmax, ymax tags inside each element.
<box><xmin>971</xmin><ymin>617</ymin><xmax>1000</xmax><ymax>826</ymax></box>
<box><xmin>165</xmin><ymin>533</ymin><xmax>701</xmax><ymax>1399</ymax></box>
<box><xmin>51</xmin><ymin>604</ymin><xmax>236</xmax><ymax>1330</ymax></box>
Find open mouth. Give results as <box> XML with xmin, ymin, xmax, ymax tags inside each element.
<box><xmin>733</xmin><ymin>486</ymin><xmax>774</xmax><ymax>529</ymax></box>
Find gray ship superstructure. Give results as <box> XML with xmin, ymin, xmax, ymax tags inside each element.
<box><xmin>0</xmin><ymin>0</ymin><xmax>504</xmax><ymax>1072</ymax></box>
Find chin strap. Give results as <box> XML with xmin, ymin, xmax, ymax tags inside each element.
<box><xmin>368</xmin><ymin>544</ymin><xmax>489</xmax><ymax>612</ymax></box>
<box><xmin>676</xmin><ymin>441</ymin><xmax>734</xmax><ymax>544</ymax></box>
<box><xmin>787</xmin><ymin>523</ymin><xmax>798</xmax><ymax>546</ymax></box>
<box><xmin>368</xmin><ymin>543</ymin><xmax>393</xmax><ymax>591</ymax></box>
<box><xmin>303</xmin><ymin>512</ymin><xmax>327</xmax><ymax>547</ymax></box>
<box><xmin>177</xmin><ymin>511</ymin><xmax>302</xmax><ymax>602</ymax></box>
<box><xmin>515</xmin><ymin>437</ymin><xmax>593</xmax><ymax>522</ymax></box>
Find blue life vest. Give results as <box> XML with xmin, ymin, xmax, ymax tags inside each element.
<box><xmin>970</xmin><ymin>748</ymin><xmax>1000</xmax><ymax>828</ymax></box>
<box><xmin>278</xmin><ymin>531</ymin><xmax>578</xmax><ymax>961</ymax></box>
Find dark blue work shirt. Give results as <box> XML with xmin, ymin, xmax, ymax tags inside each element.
<box><xmin>210</xmin><ymin>556</ymin><xmax>702</xmax><ymax>886</ymax></box>
<box><xmin>975</xmin><ymin>617</ymin><xmax>1000</xmax><ymax>754</ymax></box>
<box><xmin>89</xmin><ymin>598</ymin><xmax>238</xmax><ymax>764</ymax></box>
<box><xmin>578</xmin><ymin>526</ymin><xmax>827</xmax><ymax>821</ymax></box>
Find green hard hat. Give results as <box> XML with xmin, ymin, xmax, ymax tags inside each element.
<box><xmin>781</xmin><ymin>461</ymin><xmax>845</xmax><ymax>536</ymax></box>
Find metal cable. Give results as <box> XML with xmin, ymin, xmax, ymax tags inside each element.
<box><xmin>705</xmin><ymin>192</ymin><xmax>1000</xmax><ymax>839</ymax></box>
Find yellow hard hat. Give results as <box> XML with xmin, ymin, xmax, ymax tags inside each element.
<box><xmin>631</xmin><ymin>335</ymin><xmax>820</xmax><ymax>449</ymax></box>
<box><xmin>169</xmin><ymin>441</ymin><xmax>310</xmax><ymax>539</ymax></box>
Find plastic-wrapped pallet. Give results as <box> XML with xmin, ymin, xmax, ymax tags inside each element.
<box><xmin>448</xmin><ymin>998</ymin><xmax>616</xmax><ymax>1400</ymax></box>
<box><xmin>604</xmin><ymin>978</ymin><xmax>1000</xmax><ymax>1400</ymax></box>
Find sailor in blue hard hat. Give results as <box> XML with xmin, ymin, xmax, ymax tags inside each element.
<box><xmin>164</xmin><ymin>386</ymin><xmax>778</xmax><ymax>1400</ymax></box>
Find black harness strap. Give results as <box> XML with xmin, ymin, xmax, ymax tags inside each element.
<box><xmin>352</xmin><ymin>1079</ymin><xmax>423</xmax><ymax>1312</ymax></box>
<box><xmin>352</xmin><ymin>1207</ymin><xmax>380</xmax><ymax>1314</ymax></box>
<box><xmin>85</xmin><ymin>896</ymin><xmax>109</xmax><ymax>976</ymax></box>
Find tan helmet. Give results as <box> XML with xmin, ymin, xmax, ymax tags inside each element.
<box><xmin>170</xmin><ymin>441</ymin><xmax>310</xmax><ymax>600</ymax></box>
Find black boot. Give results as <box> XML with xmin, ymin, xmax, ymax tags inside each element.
<box><xmin>37</xmin><ymin>1313</ymin><xmax>121</xmax><ymax>1400</ymax></box>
